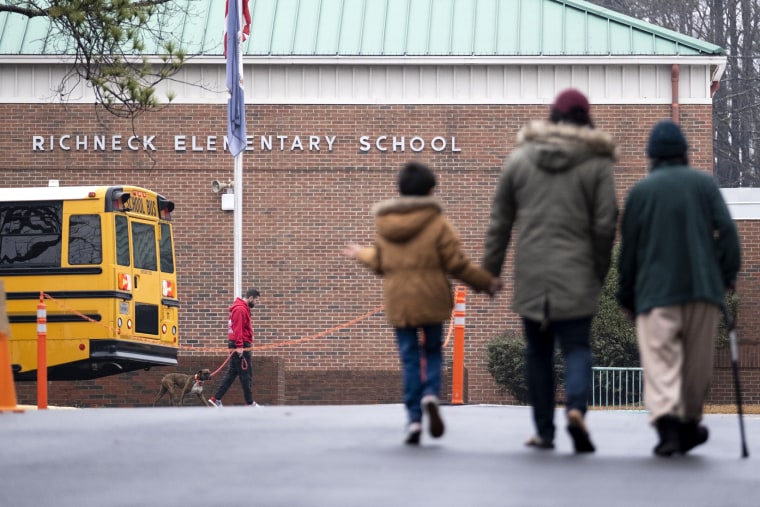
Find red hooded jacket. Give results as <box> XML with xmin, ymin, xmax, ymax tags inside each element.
<box><xmin>227</xmin><ymin>297</ymin><xmax>253</xmax><ymax>348</ymax></box>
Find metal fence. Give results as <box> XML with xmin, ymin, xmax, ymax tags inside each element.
<box><xmin>591</xmin><ymin>367</ymin><xmax>645</xmax><ymax>410</ymax></box>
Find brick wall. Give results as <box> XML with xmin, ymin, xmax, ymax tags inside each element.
<box><xmin>4</xmin><ymin>102</ymin><xmax>757</xmax><ymax>407</ymax></box>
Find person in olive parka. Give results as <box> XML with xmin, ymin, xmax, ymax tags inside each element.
<box><xmin>617</xmin><ymin>120</ymin><xmax>741</xmax><ymax>457</ymax></box>
<box><xmin>482</xmin><ymin>89</ymin><xmax>619</xmax><ymax>454</ymax></box>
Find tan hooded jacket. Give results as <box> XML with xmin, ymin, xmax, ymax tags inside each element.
<box><xmin>356</xmin><ymin>196</ymin><xmax>493</xmax><ymax>328</ymax></box>
<box><xmin>482</xmin><ymin>121</ymin><xmax>618</xmax><ymax>322</ymax></box>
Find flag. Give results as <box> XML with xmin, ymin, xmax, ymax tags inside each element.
<box><xmin>224</xmin><ymin>0</ymin><xmax>251</xmax><ymax>58</ymax></box>
<box><xmin>225</xmin><ymin>0</ymin><xmax>251</xmax><ymax>158</ymax></box>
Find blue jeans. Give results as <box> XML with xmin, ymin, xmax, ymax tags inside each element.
<box><xmin>395</xmin><ymin>324</ymin><xmax>443</xmax><ymax>424</ymax></box>
<box><xmin>523</xmin><ymin>317</ymin><xmax>592</xmax><ymax>442</ymax></box>
<box><xmin>213</xmin><ymin>346</ymin><xmax>253</xmax><ymax>405</ymax></box>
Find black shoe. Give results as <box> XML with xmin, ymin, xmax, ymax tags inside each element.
<box><xmin>654</xmin><ymin>415</ymin><xmax>681</xmax><ymax>457</ymax></box>
<box><xmin>567</xmin><ymin>409</ymin><xmax>595</xmax><ymax>454</ymax></box>
<box><xmin>422</xmin><ymin>395</ymin><xmax>445</xmax><ymax>438</ymax></box>
<box><xmin>679</xmin><ymin>421</ymin><xmax>709</xmax><ymax>454</ymax></box>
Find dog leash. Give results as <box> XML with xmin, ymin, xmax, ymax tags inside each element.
<box><xmin>209</xmin><ymin>350</ymin><xmax>249</xmax><ymax>377</ymax></box>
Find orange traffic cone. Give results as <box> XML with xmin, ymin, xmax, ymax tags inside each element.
<box><xmin>0</xmin><ymin>331</ymin><xmax>23</xmax><ymax>412</ymax></box>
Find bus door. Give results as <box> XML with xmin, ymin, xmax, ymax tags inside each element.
<box><xmin>129</xmin><ymin>218</ymin><xmax>161</xmax><ymax>338</ymax></box>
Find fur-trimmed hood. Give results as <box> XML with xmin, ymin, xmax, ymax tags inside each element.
<box><xmin>517</xmin><ymin>120</ymin><xmax>618</xmax><ymax>173</ymax></box>
<box><xmin>371</xmin><ymin>196</ymin><xmax>443</xmax><ymax>243</ymax></box>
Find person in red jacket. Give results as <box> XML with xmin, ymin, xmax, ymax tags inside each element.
<box><xmin>208</xmin><ymin>288</ymin><xmax>260</xmax><ymax>407</ymax></box>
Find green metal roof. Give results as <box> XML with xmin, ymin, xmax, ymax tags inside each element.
<box><xmin>0</xmin><ymin>0</ymin><xmax>724</xmax><ymax>57</ymax></box>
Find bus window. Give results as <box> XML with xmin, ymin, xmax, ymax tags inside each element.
<box><xmin>68</xmin><ymin>214</ymin><xmax>102</xmax><ymax>265</ymax></box>
<box><xmin>159</xmin><ymin>223</ymin><xmax>174</xmax><ymax>274</ymax></box>
<box><xmin>132</xmin><ymin>221</ymin><xmax>157</xmax><ymax>271</ymax></box>
<box><xmin>115</xmin><ymin>215</ymin><xmax>130</xmax><ymax>266</ymax></box>
<box><xmin>0</xmin><ymin>203</ymin><xmax>62</xmax><ymax>266</ymax></box>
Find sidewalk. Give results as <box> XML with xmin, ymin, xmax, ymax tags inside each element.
<box><xmin>0</xmin><ymin>404</ymin><xmax>757</xmax><ymax>507</ymax></box>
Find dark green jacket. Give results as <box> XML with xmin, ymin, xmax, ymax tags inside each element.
<box><xmin>482</xmin><ymin>121</ymin><xmax>618</xmax><ymax>322</ymax></box>
<box><xmin>617</xmin><ymin>165</ymin><xmax>741</xmax><ymax>314</ymax></box>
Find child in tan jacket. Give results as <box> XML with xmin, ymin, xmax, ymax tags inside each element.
<box><xmin>343</xmin><ymin>161</ymin><xmax>499</xmax><ymax>444</ymax></box>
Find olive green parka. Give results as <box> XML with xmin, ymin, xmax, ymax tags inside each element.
<box><xmin>482</xmin><ymin>121</ymin><xmax>619</xmax><ymax>322</ymax></box>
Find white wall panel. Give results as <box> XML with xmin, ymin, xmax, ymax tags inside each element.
<box><xmin>420</xmin><ymin>67</ymin><xmax>438</xmax><ymax>99</ymax></box>
<box><xmin>504</xmin><ymin>67</ymin><xmax>521</xmax><ymax>99</ymax></box>
<box><xmin>554</xmin><ymin>65</ymin><xmax>573</xmax><ymax>91</ymax></box>
<box><xmin>639</xmin><ymin>65</ymin><xmax>658</xmax><ymax>99</ymax></box>
<box><xmin>403</xmin><ymin>67</ymin><xmax>421</xmax><ymax>101</ymax></box>
<box><xmin>319</xmin><ymin>67</ymin><xmax>337</xmax><ymax>99</ymax></box>
<box><xmin>0</xmin><ymin>62</ymin><xmax>718</xmax><ymax>105</ymax></box>
<box><xmin>521</xmin><ymin>66</ymin><xmax>539</xmax><ymax>99</ymax></box>
<box><xmin>303</xmin><ymin>67</ymin><xmax>321</xmax><ymax>100</ymax></box>
<box><xmin>538</xmin><ymin>66</ymin><xmax>556</xmax><ymax>98</ymax></box>
<box><xmin>454</xmin><ymin>67</ymin><xmax>471</xmax><ymax>99</ymax></box>
<box><xmin>485</xmin><ymin>66</ymin><xmax>504</xmax><ymax>99</ymax></box>
<box><xmin>604</xmin><ymin>65</ymin><xmax>623</xmax><ymax>98</ymax></box>
<box><xmin>570</xmin><ymin>66</ymin><xmax>589</xmax><ymax>93</ymax></box>
<box><xmin>437</xmin><ymin>67</ymin><xmax>455</xmax><ymax>99</ymax></box>
<box><xmin>387</xmin><ymin>67</ymin><xmax>405</xmax><ymax>98</ymax></box>
<box><xmin>622</xmin><ymin>66</ymin><xmax>640</xmax><ymax>98</ymax></box>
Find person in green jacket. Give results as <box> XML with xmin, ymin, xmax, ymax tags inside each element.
<box><xmin>617</xmin><ymin>120</ymin><xmax>741</xmax><ymax>457</ymax></box>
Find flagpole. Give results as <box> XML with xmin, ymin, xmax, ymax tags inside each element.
<box><xmin>234</xmin><ymin>152</ymin><xmax>242</xmax><ymax>299</ymax></box>
<box><xmin>226</xmin><ymin>0</ymin><xmax>249</xmax><ymax>299</ymax></box>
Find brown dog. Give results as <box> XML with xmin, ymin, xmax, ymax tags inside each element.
<box><xmin>153</xmin><ymin>369</ymin><xmax>212</xmax><ymax>407</ymax></box>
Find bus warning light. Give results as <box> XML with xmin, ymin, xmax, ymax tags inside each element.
<box><xmin>118</xmin><ymin>273</ymin><xmax>131</xmax><ymax>291</ymax></box>
<box><xmin>162</xmin><ymin>280</ymin><xmax>174</xmax><ymax>298</ymax></box>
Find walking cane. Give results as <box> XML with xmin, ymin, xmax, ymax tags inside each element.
<box><xmin>721</xmin><ymin>305</ymin><xmax>750</xmax><ymax>458</ymax></box>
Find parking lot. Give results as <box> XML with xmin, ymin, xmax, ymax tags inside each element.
<box><xmin>0</xmin><ymin>403</ymin><xmax>757</xmax><ymax>507</ymax></box>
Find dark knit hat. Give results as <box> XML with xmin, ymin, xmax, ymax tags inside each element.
<box><xmin>646</xmin><ymin>120</ymin><xmax>688</xmax><ymax>159</ymax></box>
<box><xmin>551</xmin><ymin>89</ymin><xmax>592</xmax><ymax>126</ymax></box>
<box><xmin>551</xmin><ymin>89</ymin><xmax>590</xmax><ymax>116</ymax></box>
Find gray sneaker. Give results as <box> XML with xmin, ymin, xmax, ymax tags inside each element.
<box><xmin>208</xmin><ymin>397</ymin><xmax>222</xmax><ymax>408</ymax></box>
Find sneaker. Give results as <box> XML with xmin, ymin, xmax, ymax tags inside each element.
<box><xmin>422</xmin><ymin>394</ymin><xmax>445</xmax><ymax>438</ymax></box>
<box><xmin>405</xmin><ymin>422</ymin><xmax>422</xmax><ymax>445</ymax></box>
<box><xmin>249</xmin><ymin>401</ymin><xmax>261</xmax><ymax>407</ymax></box>
<box><xmin>208</xmin><ymin>397</ymin><xmax>222</xmax><ymax>408</ymax></box>
<box><xmin>567</xmin><ymin>409</ymin><xmax>595</xmax><ymax>453</ymax></box>
<box><xmin>525</xmin><ymin>434</ymin><xmax>555</xmax><ymax>450</ymax></box>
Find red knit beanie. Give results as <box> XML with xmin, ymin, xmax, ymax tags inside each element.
<box><xmin>551</xmin><ymin>89</ymin><xmax>590</xmax><ymax>115</ymax></box>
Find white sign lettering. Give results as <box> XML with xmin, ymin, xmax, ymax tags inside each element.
<box><xmin>32</xmin><ymin>134</ymin><xmax>460</xmax><ymax>154</ymax></box>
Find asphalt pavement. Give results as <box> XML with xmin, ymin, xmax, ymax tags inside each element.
<box><xmin>0</xmin><ymin>404</ymin><xmax>757</xmax><ymax>507</ymax></box>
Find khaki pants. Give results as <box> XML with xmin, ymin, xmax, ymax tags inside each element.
<box><xmin>636</xmin><ymin>302</ymin><xmax>720</xmax><ymax>423</ymax></box>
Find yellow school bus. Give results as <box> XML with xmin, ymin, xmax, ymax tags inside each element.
<box><xmin>0</xmin><ymin>185</ymin><xmax>179</xmax><ymax>380</ymax></box>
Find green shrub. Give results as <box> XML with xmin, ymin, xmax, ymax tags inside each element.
<box><xmin>591</xmin><ymin>248</ymin><xmax>639</xmax><ymax>368</ymax></box>
<box><xmin>486</xmin><ymin>330</ymin><xmax>563</xmax><ymax>404</ymax></box>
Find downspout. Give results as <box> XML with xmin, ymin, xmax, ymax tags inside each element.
<box><xmin>671</xmin><ymin>64</ymin><xmax>680</xmax><ymax>124</ymax></box>
<box><xmin>710</xmin><ymin>62</ymin><xmax>726</xmax><ymax>98</ymax></box>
